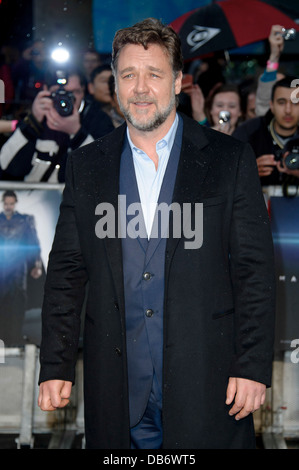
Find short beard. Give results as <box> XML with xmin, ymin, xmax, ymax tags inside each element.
<box><xmin>117</xmin><ymin>87</ymin><xmax>177</xmax><ymax>132</ymax></box>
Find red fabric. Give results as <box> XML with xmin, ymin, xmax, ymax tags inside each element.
<box><xmin>219</xmin><ymin>0</ymin><xmax>299</xmax><ymax>47</ymax></box>
<box><xmin>170</xmin><ymin>8</ymin><xmax>198</xmax><ymax>33</ymax></box>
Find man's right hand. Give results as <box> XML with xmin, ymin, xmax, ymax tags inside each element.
<box><xmin>268</xmin><ymin>24</ymin><xmax>284</xmax><ymax>64</ymax></box>
<box><xmin>256</xmin><ymin>154</ymin><xmax>278</xmax><ymax>177</ymax></box>
<box><xmin>31</xmin><ymin>89</ymin><xmax>52</xmax><ymax>123</ymax></box>
<box><xmin>38</xmin><ymin>380</ymin><xmax>72</xmax><ymax>411</ymax></box>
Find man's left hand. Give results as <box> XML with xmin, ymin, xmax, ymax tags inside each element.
<box><xmin>226</xmin><ymin>377</ymin><xmax>266</xmax><ymax>420</ymax></box>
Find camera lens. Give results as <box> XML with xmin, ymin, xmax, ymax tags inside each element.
<box><xmin>51</xmin><ymin>89</ymin><xmax>74</xmax><ymax>117</ymax></box>
<box><xmin>285</xmin><ymin>152</ymin><xmax>299</xmax><ymax>170</ymax></box>
<box><xmin>218</xmin><ymin>110</ymin><xmax>230</xmax><ymax>124</ymax></box>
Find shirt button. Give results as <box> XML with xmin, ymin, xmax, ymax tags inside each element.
<box><xmin>142</xmin><ymin>272</ymin><xmax>152</xmax><ymax>281</ymax></box>
<box><xmin>145</xmin><ymin>309</ymin><xmax>154</xmax><ymax>317</ymax></box>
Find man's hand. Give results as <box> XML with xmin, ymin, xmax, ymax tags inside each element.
<box><xmin>268</xmin><ymin>25</ymin><xmax>284</xmax><ymax>64</ymax></box>
<box><xmin>45</xmin><ymin>106</ymin><xmax>81</xmax><ymax>136</ymax></box>
<box><xmin>182</xmin><ymin>83</ymin><xmax>207</xmax><ymax>123</ymax></box>
<box><xmin>38</xmin><ymin>380</ymin><xmax>72</xmax><ymax>411</ymax></box>
<box><xmin>256</xmin><ymin>154</ymin><xmax>277</xmax><ymax>177</ymax></box>
<box><xmin>31</xmin><ymin>89</ymin><xmax>52</xmax><ymax>123</ymax></box>
<box><xmin>226</xmin><ymin>377</ymin><xmax>266</xmax><ymax>420</ymax></box>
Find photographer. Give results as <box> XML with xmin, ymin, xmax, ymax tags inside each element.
<box><xmin>206</xmin><ymin>83</ymin><xmax>243</xmax><ymax>135</ymax></box>
<box><xmin>0</xmin><ymin>68</ymin><xmax>114</xmax><ymax>182</ymax></box>
<box><xmin>233</xmin><ymin>76</ymin><xmax>299</xmax><ymax>187</ymax></box>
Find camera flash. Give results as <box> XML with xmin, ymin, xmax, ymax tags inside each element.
<box><xmin>51</xmin><ymin>47</ymin><xmax>70</xmax><ymax>64</ymax></box>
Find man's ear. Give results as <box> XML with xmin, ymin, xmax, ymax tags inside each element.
<box><xmin>87</xmin><ymin>82</ymin><xmax>94</xmax><ymax>95</ymax></box>
<box><xmin>175</xmin><ymin>71</ymin><xmax>183</xmax><ymax>95</ymax></box>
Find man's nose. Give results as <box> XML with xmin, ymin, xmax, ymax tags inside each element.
<box><xmin>285</xmin><ymin>101</ymin><xmax>292</xmax><ymax>113</ymax></box>
<box><xmin>134</xmin><ymin>75</ymin><xmax>149</xmax><ymax>94</ymax></box>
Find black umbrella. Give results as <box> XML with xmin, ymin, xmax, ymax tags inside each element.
<box><xmin>170</xmin><ymin>0</ymin><xmax>299</xmax><ymax>60</ymax></box>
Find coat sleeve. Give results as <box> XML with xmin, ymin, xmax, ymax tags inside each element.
<box><xmin>39</xmin><ymin>154</ymin><xmax>88</xmax><ymax>385</ymax></box>
<box><xmin>228</xmin><ymin>142</ymin><xmax>276</xmax><ymax>387</ymax></box>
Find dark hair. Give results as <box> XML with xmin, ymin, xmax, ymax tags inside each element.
<box><xmin>90</xmin><ymin>64</ymin><xmax>112</xmax><ymax>83</ymax></box>
<box><xmin>206</xmin><ymin>83</ymin><xmax>241</xmax><ymax>111</ymax></box>
<box><xmin>2</xmin><ymin>190</ymin><xmax>17</xmax><ymax>202</ymax></box>
<box><xmin>108</xmin><ymin>74</ymin><xmax>115</xmax><ymax>97</ymax></box>
<box><xmin>271</xmin><ymin>75</ymin><xmax>298</xmax><ymax>101</ymax></box>
<box><xmin>111</xmin><ymin>17</ymin><xmax>183</xmax><ymax>78</ymax></box>
<box><xmin>209</xmin><ymin>83</ymin><xmax>241</xmax><ymax>102</ymax></box>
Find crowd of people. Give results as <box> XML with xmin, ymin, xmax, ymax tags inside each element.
<box><xmin>0</xmin><ymin>24</ymin><xmax>298</xmax><ymax>187</ymax></box>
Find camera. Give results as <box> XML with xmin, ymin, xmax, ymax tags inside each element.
<box><xmin>284</xmin><ymin>138</ymin><xmax>299</xmax><ymax>170</ymax></box>
<box><xmin>275</xmin><ymin>137</ymin><xmax>299</xmax><ymax>170</ymax></box>
<box><xmin>51</xmin><ymin>88</ymin><xmax>75</xmax><ymax>117</ymax></box>
<box><xmin>285</xmin><ymin>149</ymin><xmax>299</xmax><ymax>170</ymax></box>
<box><xmin>218</xmin><ymin>110</ymin><xmax>231</xmax><ymax>125</ymax></box>
<box><xmin>281</xmin><ymin>27</ymin><xmax>296</xmax><ymax>41</ymax></box>
<box><xmin>50</xmin><ymin>70</ymin><xmax>75</xmax><ymax>117</ymax></box>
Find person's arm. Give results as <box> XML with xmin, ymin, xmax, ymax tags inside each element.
<box><xmin>0</xmin><ymin>114</ymin><xmax>42</xmax><ymax>178</ymax></box>
<box><xmin>182</xmin><ymin>83</ymin><xmax>207</xmax><ymax>123</ymax></box>
<box><xmin>256</xmin><ymin>153</ymin><xmax>278</xmax><ymax>177</ymax></box>
<box><xmin>0</xmin><ymin>119</ymin><xmax>18</xmax><ymax>134</ymax></box>
<box><xmin>255</xmin><ymin>25</ymin><xmax>284</xmax><ymax>116</ymax></box>
<box><xmin>0</xmin><ymin>90</ymin><xmax>52</xmax><ymax>178</ymax></box>
<box><xmin>227</xmin><ymin>142</ymin><xmax>276</xmax><ymax>419</ymax></box>
<box><xmin>38</xmin><ymin>154</ymin><xmax>89</xmax><ymax>403</ymax></box>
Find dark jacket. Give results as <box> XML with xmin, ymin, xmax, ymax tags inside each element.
<box><xmin>39</xmin><ymin>114</ymin><xmax>276</xmax><ymax>449</ymax></box>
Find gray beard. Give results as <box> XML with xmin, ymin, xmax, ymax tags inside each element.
<box><xmin>117</xmin><ymin>90</ymin><xmax>176</xmax><ymax>132</ymax></box>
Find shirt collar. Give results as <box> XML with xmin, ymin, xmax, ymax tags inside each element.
<box><xmin>126</xmin><ymin>113</ymin><xmax>179</xmax><ymax>155</ymax></box>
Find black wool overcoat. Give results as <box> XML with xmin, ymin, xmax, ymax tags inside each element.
<box><xmin>39</xmin><ymin>113</ymin><xmax>276</xmax><ymax>449</ymax></box>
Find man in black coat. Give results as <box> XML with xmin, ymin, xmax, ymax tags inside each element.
<box><xmin>38</xmin><ymin>19</ymin><xmax>275</xmax><ymax>449</ymax></box>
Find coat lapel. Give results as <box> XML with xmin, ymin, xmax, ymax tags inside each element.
<box><xmin>92</xmin><ymin>124</ymin><xmax>127</xmax><ymax>312</ymax></box>
<box><xmin>165</xmin><ymin>115</ymin><xmax>211</xmax><ymax>268</ymax></box>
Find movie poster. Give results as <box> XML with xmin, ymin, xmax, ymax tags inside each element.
<box><xmin>0</xmin><ymin>185</ymin><xmax>63</xmax><ymax>347</ymax></box>
<box><xmin>270</xmin><ymin>196</ymin><xmax>299</xmax><ymax>351</ymax></box>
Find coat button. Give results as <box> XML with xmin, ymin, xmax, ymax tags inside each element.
<box><xmin>142</xmin><ymin>272</ymin><xmax>152</xmax><ymax>281</ymax></box>
<box><xmin>115</xmin><ymin>347</ymin><xmax>122</xmax><ymax>356</ymax></box>
<box><xmin>145</xmin><ymin>308</ymin><xmax>154</xmax><ymax>317</ymax></box>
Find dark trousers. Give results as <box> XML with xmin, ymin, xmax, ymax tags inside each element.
<box><xmin>130</xmin><ymin>376</ymin><xmax>163</xmax><ymax>449</ymax></box>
